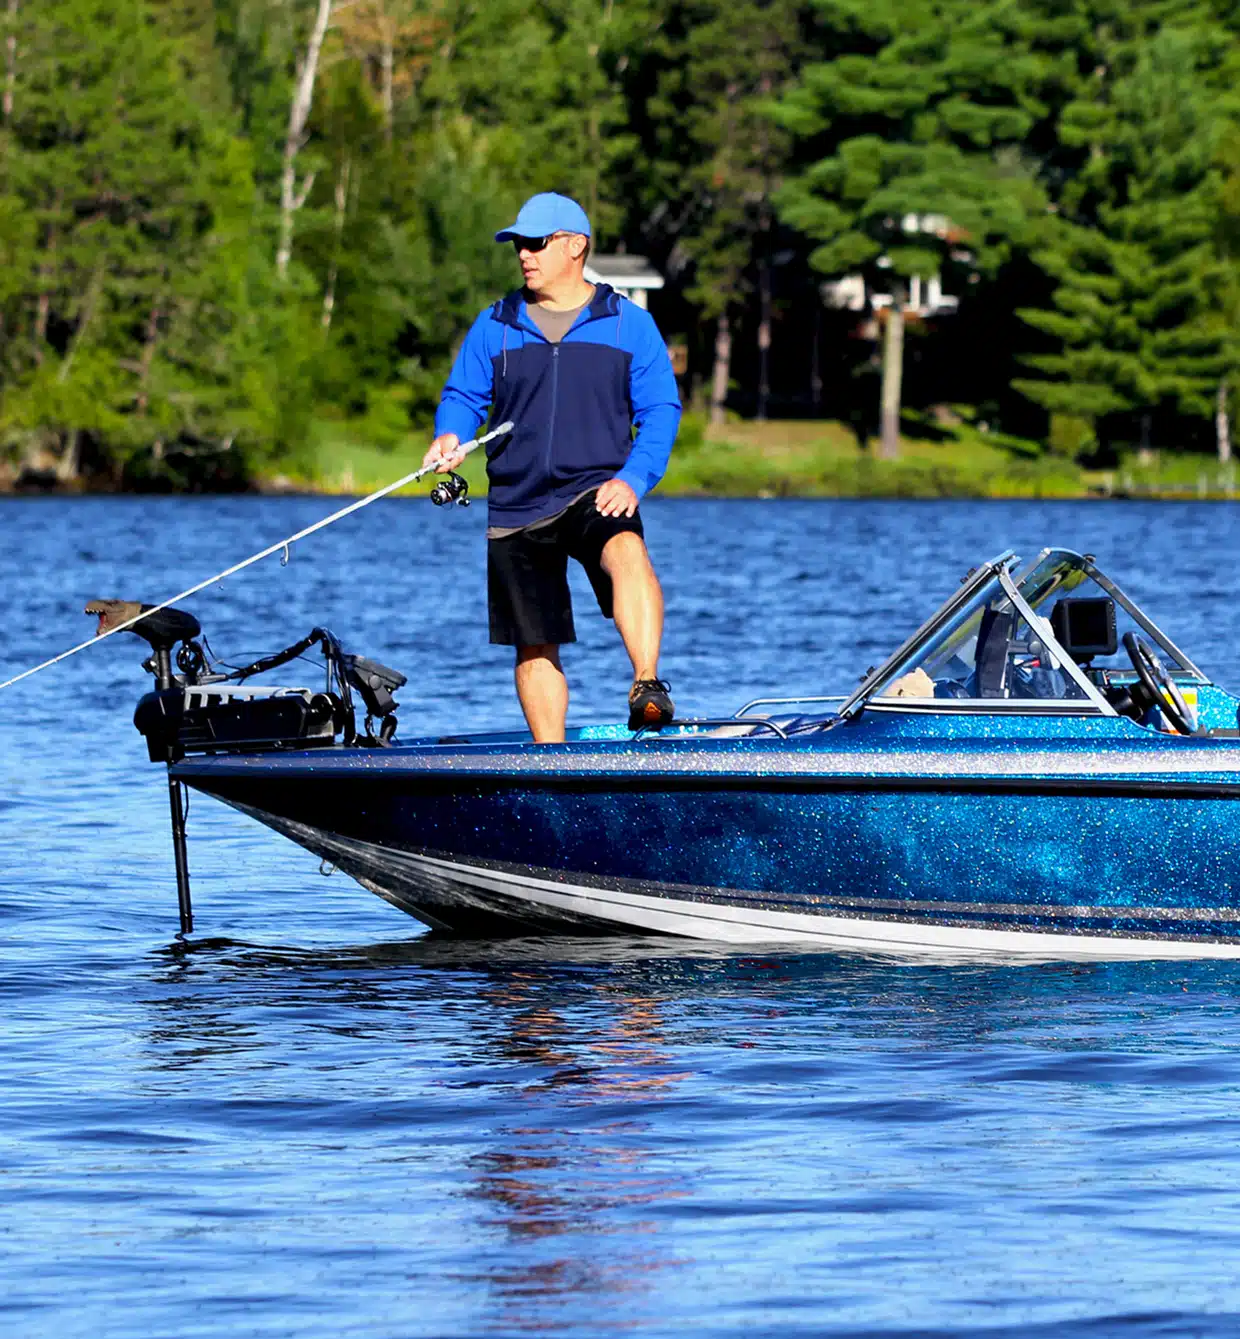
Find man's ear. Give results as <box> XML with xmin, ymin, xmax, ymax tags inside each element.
<box><xmin>570</xmin><ymin>234</ymin><xmax>587</xmax><ymax>260</ymax></box>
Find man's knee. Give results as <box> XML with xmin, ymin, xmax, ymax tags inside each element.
<box><xmin>600</xmin><ymin>531</ymin><xmax>651</xmax><ymax>576</ymax></box>
<box><xmin>516</xmin><ymin>643</ymin><xmax>562</xmax><ymax>670</ymax></box>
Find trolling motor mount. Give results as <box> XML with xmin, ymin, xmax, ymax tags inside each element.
<box><xmin>85</xmin><ymin>599</ymin><xmax>211</xmax><ymax>935</ymax></box>
<box><xmin>118</xmin><ymin>618</ymin><xmax>407</xmax><ymax>760</ymax></box>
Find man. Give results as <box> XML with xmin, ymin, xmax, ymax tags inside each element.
<box><xmin>424</xmin><ymin>192</ymin><xmax>682</xmax><ymax>743</ymax></box>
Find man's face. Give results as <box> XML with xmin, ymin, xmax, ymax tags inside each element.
<box><xmin>513</xmin><ymin>232</ymin><xmax>585</xmax><ymax>291</ymax></box>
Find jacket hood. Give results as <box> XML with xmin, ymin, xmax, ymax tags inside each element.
<box><xmin>493</xmin><ymin>282</ymin><xmax>619</xmax><ymax>330</ymax></box>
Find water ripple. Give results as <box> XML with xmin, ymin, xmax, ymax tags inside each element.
<box><xmin>6</xmin><ymin>498</ymin><xmax>1240</xmax><ymax>1335</ymax></box>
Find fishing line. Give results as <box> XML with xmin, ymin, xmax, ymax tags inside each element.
<box><xmin>0</xmin><ymin>421</ymin><xmax>513</xmax><ymax>693</ymax></box>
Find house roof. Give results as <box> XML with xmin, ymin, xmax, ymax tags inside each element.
<box><xmin>584</xmin><ymin>255</ymin><xmax>665</xmax><ymax>289</ymax></box>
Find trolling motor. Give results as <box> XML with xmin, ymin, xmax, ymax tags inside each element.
<box><xmin>86</xmin><ymin>600</ymin><xmax>407</xmax><ymax>934</ymax></box>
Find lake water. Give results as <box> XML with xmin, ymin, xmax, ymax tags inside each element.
<box><xmin>6</xmin><ymin>495</ymin><xmax>1240</xmax><ymax>1337</ymax></box>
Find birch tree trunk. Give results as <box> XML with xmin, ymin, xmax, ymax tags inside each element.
<box><xmin>3</xmin><ymin>0</ymin><xmax>17</xmax><ymax>125</ymax></box>
<box><xmin>33</xmin><ymin>189</ymin><xmax>62</xmax><ymax>362</ymax></box>
<box><xmin>709</xmin><ymin>312</ymin><xmax>731</xmax><ymax>428</ymax></box>
<box><xmin>810</xmin><ymin>305</ymin><xmax>822</xmax><ymax>410</ymax></box>
<box><xmin>1217</xmin><ymin>380</ymin><xmax>1232</xmax><ymax>465</ymax></box>
<box><xmin>136</xmin><ymin>302</ymin><xmax>161</xmax><ymax>414</ymax></box>
<box><xmin>878</xmin><ymin>280</ymin><xmax>905</xmax><ymax>460</ymax></box>
<box><xmin>58</xmin><ymin>261</ymin><xmax>103</xmax><ymax>386</ymax></box>
<box><xmin>276</xmin><ymin>0</ymin><xmax>333</xmax><ymax>280</ymax></box>
<box><xmin>53</xmin><ymin>265</ymin><xmax>104</xmax><ymax>485</ymax></box>
<box><xmin>56</xmin><ymin>430</ymin><xmax>79</xmax><ymax>484</ymax></box>
<box><xmin>1137</xmin><ymin>412</ymin><xmax>1154</xmax><ymax>467</ymax></box>
<box><xmin>322</xmin><ymin>156</ymin><xmax>351</xmax><ymax>330</ymax></box>
<box><xmin>757</xmin><ymin>260</ymin><xmax>771</xmax><ymax>422</ymax></box>
<box><xmin>380</xmin><ymin>34</ymin><xmax>393</xmax><ymax>144</ymax></box>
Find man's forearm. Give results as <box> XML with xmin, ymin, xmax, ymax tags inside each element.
<box><xmin>616</xmin><ymin>403</ymin><xmax>681</xmax><ymax>498</ymax></box>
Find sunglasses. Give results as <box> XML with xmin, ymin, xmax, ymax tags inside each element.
<box><xmin>510</xmin><ymin>232</ymin><xmax>569</xmax><ymax>254</ymax></box>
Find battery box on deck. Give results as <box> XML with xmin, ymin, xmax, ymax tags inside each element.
<box><xmin>134</xmin><ymin>684</ymin><xmax>340</xmax><ymax>762</ymax></box>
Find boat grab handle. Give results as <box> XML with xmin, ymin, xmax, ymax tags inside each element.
<box><xmin>634</xmin><ymin>718</ymin><xmax>789</xmax><ymax>740</ymax></box>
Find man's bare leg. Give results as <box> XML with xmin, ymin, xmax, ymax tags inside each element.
<box><xmin>515</xmin><ymin>643</ymin><xmax>568</xmax><ymax>743</ymax></box>
<box><xmin>601</xmin><ymin>532</ymin><xmax>664</xmax><ymax>681</ymax></box>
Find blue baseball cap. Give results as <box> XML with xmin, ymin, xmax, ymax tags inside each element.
<box><xmin>494</xmin><ymin>192</ymin><xmax>591</xmax><ymax>243</ymax></box>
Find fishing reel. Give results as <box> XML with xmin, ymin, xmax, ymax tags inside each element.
<box><xmin>429</xmin><ymin>472</ymin><xmax>470</xmax><ymax>507</ymax></box>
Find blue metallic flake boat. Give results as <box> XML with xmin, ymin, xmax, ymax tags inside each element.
<box><xmin>128</xmin><ymin>547</ymin><xmax>1240</xmax><ymax>958</ymax></box>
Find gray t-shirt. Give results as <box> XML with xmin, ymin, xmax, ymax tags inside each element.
<box><xmin>526</xmin><ymin>296</ymin><xmax>589</xmax><ymax>344</ymax></box>
<box><xmin>486</xmin><ymin>295</ymin><xmax>594</xmax><ymax>538</ymax></box>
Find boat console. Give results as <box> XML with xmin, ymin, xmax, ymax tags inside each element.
<box><xmin>1044</xmin><ymin>594</ymin><xmax>1198</xmax><ymax>731</ymax></box>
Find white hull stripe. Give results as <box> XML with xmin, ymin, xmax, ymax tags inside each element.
<box><xmin>397</xmin><ymin>852</ymin><xmax>1240</xmax><ymax>959</ymax></box>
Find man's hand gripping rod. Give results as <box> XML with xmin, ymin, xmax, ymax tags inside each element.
<box><xmin>0</xmin><ymin>421</ymin><xmax>514</xmax><ymax>692</ymax></box>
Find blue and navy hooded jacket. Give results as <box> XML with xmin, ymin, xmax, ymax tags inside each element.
<box><xmin>433</xmin><ymin>283</ymin><xmax>682</xmax><ymax>528</ymax></box>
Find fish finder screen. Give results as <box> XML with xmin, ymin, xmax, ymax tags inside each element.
<box><xmin>1050</xmin><ymin>598</ymin><xmax>1117</xmax><ymax>658</ymax></box>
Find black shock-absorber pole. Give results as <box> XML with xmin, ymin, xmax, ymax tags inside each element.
<box><xmin>167</xmin><ymin>769</ymin><xmax>193</xmax><ymax>934</ymax></box>
<box><xmin>154</xmin><ymin>642</ymin><xmax>193</xmax><ymax>934</ymax></box>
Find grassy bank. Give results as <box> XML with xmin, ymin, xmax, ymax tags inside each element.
<box><xmin>662</xmin><ymin>416</ymin><xmax>1087</xmax><ymax>499</ymax></box>
<box><xmin>258</xmin><ymin>414</ymin><xmax>1235</xmax><ymax>501</ymax></box>
<box><xmin>263</xmin><ymin>422</ymin><xmax>490</xmax><ymax>498</ymax></box>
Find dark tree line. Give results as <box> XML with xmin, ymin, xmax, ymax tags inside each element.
<box><xmin>3</xmin><ymin>0</ymin><xmax>1240</xmax><ymax>486</ymax></box>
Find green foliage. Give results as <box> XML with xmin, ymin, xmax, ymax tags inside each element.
<box><xmin>775</xmin><ymin>0</ymin><xmax>1044</xmax><ymax>280</ymax></box>
<box><xmin>0</xmin><ymin>0</ymin><xmax>308</xmax><ymax>481</ymax></box>
<box><xmin>1013</xmin><ymin>11</ymin><xmax>1240</xmax><ymax>448</ymax></box>
<box><xmin>658</xmin><ymin>417</ymin><xmax>1085</xmax><ymax>496</ymax></box>
<box><xmin>6</xmin><ymin>0</ymin><xmax>1240</xmax><ymax>489</ymax></box>
<box><xmin>773</xmin><ymin>0</ymin><xmax>1046</xmax><ymax>454</ymax></box>
<box><xmin>1047</xmin><ymin>412</ymin><xmax>1096</xmax><ymax>458</ymax></box>
<box><xmin>646</xmin><ymin>0</ymin><xmax>806</xmax><ymax>318</ymax></box>
<box><xmin>415</xmin><ymin>0</ymin><xmax>647</xmax><ymax>241</ymax></box>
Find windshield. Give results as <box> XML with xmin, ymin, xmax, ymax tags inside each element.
<box><xmin>1014</xmin><ymin>549</ymin><xmax>1198</xmax><ymax>675</ymax></box>
<box><xmin>871</xmin><ymin>571</ymin><xmax>1090</xmax><ymax>703</ymax></box>
<box><xmin>840</xmin><ymin>547</ymin><xmax>1204</xmax><ymax>718</ymax></box>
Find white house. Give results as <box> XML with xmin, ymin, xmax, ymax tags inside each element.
<box><xmin>819</xmin><ymin>214</ymin><xmax>964</xmax><ymax>318</ymax></box>
<box><xmin>584</xmin><ymin>255</ymin><xmax>665</xmax><ymax>309</ymax></box>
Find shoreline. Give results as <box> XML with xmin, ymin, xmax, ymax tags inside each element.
<box><xmin>6</xmin><ymin>477</ymin><xmax>1239</xmax><ymax>502</ymax></box>
<box><xmin>5</xmin><ymin>416</ymin><xmax>1235</xmax><ymax>501</ymax></box>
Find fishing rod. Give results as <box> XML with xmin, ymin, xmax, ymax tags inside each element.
<box><xmin>0</xmin><ymin>420</ymin><xmax>514</xmax><ymax>693</ymax></box>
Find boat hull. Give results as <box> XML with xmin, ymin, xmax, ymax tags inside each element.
<box><xmin>179</xmin><ymin>743</ymin><xmax>1240</xmax><ymax>958</ymax></box>
<box><xmin>225</xmin><ymin>803</ymin><xmax>1240</xmax><ymax>958</ymax></box>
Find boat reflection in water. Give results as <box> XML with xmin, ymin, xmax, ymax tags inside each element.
<box><xmin>460</xmin><ymin>972</ymin><xmax>691</xmax><ymax>1317</ymax></box>
<box><xmin>135</xmin><ymin>547</ymin><xmax>1240</xmax><ymax>959</ymax></box>
<box><xmin>139</xmin><ymin>936</ymin><xmax>704</xmax><ymax>1322</ymax></box>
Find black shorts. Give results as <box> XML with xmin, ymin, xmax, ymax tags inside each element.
<box><xmin>487</xmin><ymin>490</ymin><xmax>645</xmax><ymax>646</ymax></box>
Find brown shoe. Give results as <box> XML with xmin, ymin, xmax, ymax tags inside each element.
<box><xmin>628</xmin><ymin>678</ymin><xmax>675</xmax><ymax>731</ymax></box>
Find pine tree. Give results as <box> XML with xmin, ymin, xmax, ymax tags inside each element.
<box><xmin>775</xmin><ymin>0</ymin><xmax>1043</xmax><ymax>456</ymax></box>
<box><xmin>416</xmin><ymin>0</ymin><xmax>639</xmax><ymax>239</ymax></box>
<box><xmin>1014</xmin><ymin>13</ymin><xmax>1240</xmax><ymax>458</ymax></box>
<box><xmin>647</xmin><ymin>0</ymin><xmax>806</xmax><ymax>425</ymax></box>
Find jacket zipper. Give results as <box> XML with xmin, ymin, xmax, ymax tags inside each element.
<box><xmin>546</xmin><ymin>346</ymin><xmax>559</xmax><ymax>481</ymax></box>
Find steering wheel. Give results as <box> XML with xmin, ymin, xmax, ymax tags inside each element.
<box><xmin>1122</xmin><ymin>631</ymin><xmax>1196</xmax><ymax>735</ymax></box>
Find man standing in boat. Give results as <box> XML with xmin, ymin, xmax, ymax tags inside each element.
<box><xmin>424</xmin><ymin>192</ymin><xmax>682</xmax><ymax>743</ymax></box>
